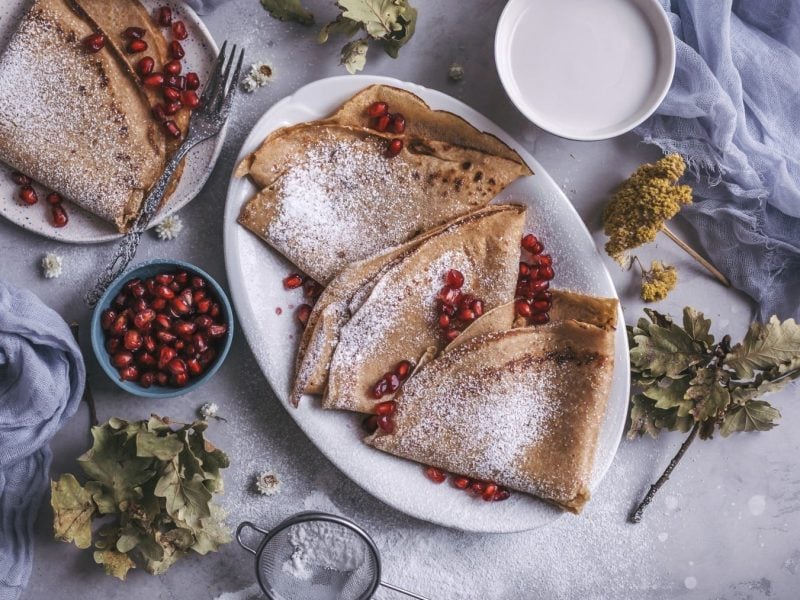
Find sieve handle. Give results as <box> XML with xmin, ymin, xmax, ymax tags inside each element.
<box><xmin>380</xmin><ymin>581</ymin><xmax>431</xmax><ymax>600</ymax></box>
<box><xmin>236</xmin><ymin>521</ymin><xmax>269</xmax><ymax>555</ymax></box>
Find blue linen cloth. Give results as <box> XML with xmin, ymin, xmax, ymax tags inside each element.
<box><xmin>0</xmin><ymin>280</ymin><xmax>85</xmax><ymax>600</ymax></box>
<box><xmin>636</xmin><ymin>0</ymin><xmax>800</xmax><ymax>321</ymax></box>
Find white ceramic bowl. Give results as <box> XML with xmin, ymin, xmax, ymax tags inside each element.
<box><xmin>495</xmin><ymin>0</ymin><xmax>675</xmax><ymax>141</ymax></box>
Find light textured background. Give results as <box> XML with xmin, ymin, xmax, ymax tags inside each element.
<box><xmin>1</xmin><ymin>1</ymin><xmax>798</xmax><ymax>598</ymax></box>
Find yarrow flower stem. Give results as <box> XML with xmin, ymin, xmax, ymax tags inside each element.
<box><xmin>660</xmin><ymin>225</ymin><xmax>730</xmax><ymax>287</ymax></box>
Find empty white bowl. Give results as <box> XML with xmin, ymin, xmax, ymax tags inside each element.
<box><xmin>495</xmin><ymin>0</ymin><xmax>675</xmax><ymax>141</ymax></box>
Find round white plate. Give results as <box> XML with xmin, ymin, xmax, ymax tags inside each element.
<box><xmin>495</xmin><ymin>0</ymin><xmax>675</xmax><ymax>141</ymax></box>
<box><xmin>224</xmin><ymin>75</ymin><xmax>630</xmax><ymax>532</ymax></box>
<box><xmin>0</xmin><ymin>0</ymin><xmax>226</xmax><ymax>243</ymax></box>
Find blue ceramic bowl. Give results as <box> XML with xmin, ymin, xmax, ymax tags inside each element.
<box><xmin>90</xmin><ymin>259</ymin><xmax>234</xmax><ymax>398</ymax></box>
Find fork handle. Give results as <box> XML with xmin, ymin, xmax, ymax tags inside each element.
<box><xmin>85</xmin><ymin>142</ymin><xmax>193</xmax><ymax>307</ymax></box>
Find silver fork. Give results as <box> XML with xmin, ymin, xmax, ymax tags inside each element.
<box><xmin>85</xmin><ymin>41</ymin><xmax>245</xmax><ymax>307</ymax></box>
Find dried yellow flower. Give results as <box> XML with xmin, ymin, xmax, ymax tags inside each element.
<box><xmin>640</xmin><ymin>260</ymin><xmax>678</xmax><ymax>302</ymax></box>
<box><xmin>603</xmin><ymin>154</ymin><xmax>693</xmax><ymax>265</ymax></box>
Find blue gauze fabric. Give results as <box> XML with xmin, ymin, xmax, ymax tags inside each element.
<box><xmin>635</xmin><ymin>0</ymin><xmax>800</xmax><ymax>320</ymax></box>
<box><xmin>0</xmin><ymin>280</ymin><xmax>85</xmax><ymax>600</ymax></box>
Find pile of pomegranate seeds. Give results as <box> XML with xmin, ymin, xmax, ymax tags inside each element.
<box><xmin>515</xmin><ymin>234</ymin><xmax>554</xmax><ymax>324</ymax></box>
<box><xmin>127</xmin><ymin>7</ymin><xmax>198</xmax><ymax>139</ymax></box>
<box><xmin>100</xmin><ymin>270</ymin><xmax>228</xmax><ymax>388</ymax></box>
<box><xmin>365</xmin><ymin>101</ymin><xmax>406</xmax><ymax>157</ymax></box>
<box><xmin>281</xmin><ymin>272</ymin><xmax>323</xmax><ymax>326</ymax></box>
<box><xmin>435</xmin><ymin>269</ymin><xmax>485</xmax><ymax>342</ymax></box>
<box><xmin>10</xmin><ymin>171</ymin><xmax>69</xmax><ymax>228</ymax></box>
<box><xmin>423</xmin><ymin>466</ymin><xmax>511</xmax><ymax>502</ymax></box>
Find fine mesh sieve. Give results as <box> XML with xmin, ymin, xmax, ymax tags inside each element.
<box><xmin>236</xmin><ymin>512</ymin><xmax>429</xmax><ymax>600</ymax></box>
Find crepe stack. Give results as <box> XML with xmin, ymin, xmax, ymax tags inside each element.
<box><xmin>236</xmin><ymin>85</ymin><xmax>533</xmax><ymax>283</ymax></box>
<box><xmin>292</xmin><ymin>204</ymin><xmax>526</xmax><ymax>413</ymax></box>
<box><xmin>0</xmin><ymin>0</ymin><xmax>187</xmax><ymax>231</ymax></box>
<box><xmin>367</xmin><ymin>315</ymin><xmax>617</xmax><ymax>513</ymax></box>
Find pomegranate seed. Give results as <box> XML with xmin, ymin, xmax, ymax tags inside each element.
<box><xmin>425</xmin><ymin>466</ymin><xmax>447</xmax><ymax>483</ymax></box>
<box><xmin>156</xmin><ymin>372</ymin><xmax>169</xmax><ymax>386</ymax></box>
<box><xmin>384</xmin><ymin>373</ymin><xmax>400</xmax><ymax>392</ymax></box>
<box><xmin>123</xmin><ymin>330</ymin><xmax>142</xmax><ymax>351</ymax></box>
<box><xmin>456</xmin><ymin>308</ymin><xmax>476</xmax><ymax>322</ymax></box>
<box><xmin>167</xmin><ymin>357</ymin><xmax>186</xmax><ymax>375</ymax></box>
<box><xmin>111</xmin><ymin>351</ymin><xmax>133</xmax><ymax>368</ymax></box>
<box><xmin>527</xmin><ymin>280</ymin><xmax>550</xmax><ymax>295</ymax></box>
<box><xmin>458</xmin><ymin>294</ymin><xmax>475</xmax><ymax>310</ymax></box>
<box><xmin>515</xmin><ymin>299</ymin><xmax>532</xmax><ymax>318</ymax></box>
<box><xmin>438</xmin><ymin>314</ymin><xmax>450</xmax><ymax>329</ymax></box>
<box><xmin>437</xmin><ymin>286</ymin><xmax>461</xmax><ymax>306</ymax></box>
<box><xmin>174</xmin><ymin>271</ymin><xmax>189</xmax><ymax>285</ymax></box>
<box><xmin>84</xmin><ymin>33</ymin><xmax>105</xmax><ymax>52</ymax></box>
<box><xmin>532</xmin><ymin>299</ymin><xmax>551</xmax><ymax>313</ymax></box>
<box><xmin>182</xmin><ymin>90</ymin><xmax>200</xmax><ymax>109</ymax></box>
<box><xmin>366</xmin><ymin>101</ymin><xmax>388</xmax><ymax>117</ymax></box>
<box><xmin>538</xmin><ymin>254</ymin><xmax>553</xmax><ymax>267</ymax></box>
<box><xmin>535</xmin><ymin>290</ymin><xmax>553</xmax><ymax>302</ymax></box>
<box><xmin>139</xmin><ymin>371</ymin><xmax>155</xmax><ymax>388</ymax></box>
<box><xmin>143</xmin><ymin>73</ymin><xmax>164</xmax><ymax>88</ymax></box>
<box><xmin>470</xmin><ymin>481</ymin><xmax>485</xmax><ymax>495</ymax></box>
<box><xmin>192</xmin><ymin>289</ymin><xmax>206</xmax><ymax>304</ymax></box>
<box><xmin>130</xmin><ymin>283</ymin><xmax>146</xmax><ymax>298</ymax></box>
<box><xmin>158</xmin><ymin>346</ymin><xmax>176</xmax><ymax>370</ymax></box>
<box><xmin>494</xmin><ymin>488</ymin><xmax>511</xmax><ymax>502</ymax></box>
<box><xmin>151</xmin><ymin>103</ymin><xmax>168</xmax><ymax>122</ymax></box>
<box><xmin>186</xmin><ymin>358</ymin><xmax>202</xmax><ymax>375</ymax></box>
<box><xmin>303</xmin><ymin>280</ymin><xmax>323</xmax><ymax>299</ymax></box>
<box><xmin>155</xmin><ymin>284</ymin><xmax>175</xmax><ymax>299</ymax></box>
<box><xmin>208</xmin><ymin>323</ymin><xmax>227</xmax><ymax>338</ymax></box>
<box><xmin>471</xmin><ymin>299</ymin><xmax>484</xmax><ymax>317</ymax></box>
<box><xmin>519</xmin><ymin>262</ymin><xmax>530</xmax><ymax>277</ymax></box>
<box><xmin>185</xmin><ymin>72</ymin><xmax>200</xmax><ymax>90</ymax></box>
<box><xmin>387</xmin><ymin>139</ymin><xmax>403</xmax><ymax>159</ymax></box>
<box><xmin>209</xmin><ymin>303</ymin><xmax>221</xmax><ymax>318</ymax></box>
<box><xmin>445</xmin><ymin>328</ymin><xmax>460</xmax><ymax>341</ymax></box>
<box><xmin>539</xmin><ymin>266</ymin><xmax>555</xmax><ymax>280</ymax></box>
<box><xmin>156</xmin><ymin>330</ymin><xmax>177</xmax><ymax>345</ymax></box>
<box><xmin>482</xmin><ymin>484</ymin><xmax>498</xmax><ymax>501</ymax></box>
<box><xmin>11</xmin><ymin>171</ymin><xmax>30</xmax><ymax>185</ymax></box>
<box><xmin>191</xmin><ymin>275</ymin><xmax>206</xmax><ymax>288</ymax></box>
<box><xmin>19</xmin><ymin>186</ymin><xmax>37</xmax><ymax>205</ymax></box>
<box><xmin>164</xmin><ymin>121</ymin><xmax>181</xmax><ymax>138</ymax></box>
<box><xmin>374</xmin><ymin>114</ymin><xmax>391</xmax><ymax>132</ymax></box>
<box><xmin>169</xmin><ymin>40</ymin><xmax>185</xmax><ymax>60</ymax></box>
<box><xmin>143</xmin><ymin>335</ymin><xmax>157</xmax><ymax>353</ymax></box>
<box><xmin>371</xmin><ymin>378</ymin><xmax>388</xmax><ymax>400</ymax></box>
<box><xmin>156</xmin><ymin>273</ymin><xmax>174</xmax><ymax>285</ymax></box>
<box><xmin>199</xmin><ymin>347</ymin><xmax>216</xmax><ymax>367</ymax></box>
<box><xmin>137</xmin><ymin>56</ymin><xmax>155</xmax><ymax>76</ymax></box>
<box><xmin>196</xmin><ymin>298</ymin><xmax>212</xmax><ymax>314</ymax></box>
<box><xmin>395</xmin><ymin>360</ymin><xmax>412</xmax><ymax>379</ymax></box>
<box><xmin>164</xmin><ymin>101</ymin><xmax>182</xmax><ymax>116</ymax></box>
<box><xmin>157</xmin><ymin>6</ymin><xmax>172</xmax><ymax>26</ymax></box>
<box><xmin>452</xmin><ymin>476</ymin><xmax>470</xmax><ymax>489</ymax></box>
<box><xmin>46</xmin><ymin>192</ymin><xmax>62</xmax><ymax>205</ymax></box>
<box><xmin>195</xmin><ymin>315</ymin><xmax>212</xmax><ymax>329</ymax></box>
<box><xmin>296</xmin><ymin>304</ymin><xmax>312</xmax><ymax>325</ymax></box>
<box><xmin>173</xmin><ymin>372</ymin><xmax>189</xmax><ymax>386</ymax></box>
<box><xmin>173</xmin><ymin>320</ymin><xmax>196</xmax><ymax>337</ymax></box>
<box><xmin>530</xmin><ymin>313</ymin><xmax>550</xmax><ymax>325</ymax></box>
<box><xmin>112</xmin><ymin>293</ymin><xmax>126</xmax><ymax>308</ymax></box>
<box><xmin>283</xmin><ymin>273</ymin><xmax>303</xmax><ymax>289</ymax></box>
<box><xmin>377</xmin><ymin>415</ymin><xmax>394</xmax><ymax>434</ymax></box>
<box><xmin>192</xmin><ymin>333</ymin><xmax>208</xmax><ymax>353</ymax></box>
<box><xmin>172</xmin><ymin>20</ymin><xmax>188</xmax><ymax>40</ymax></box>
<box><xmin>170</xmin><ymin>297</ymin><xmax>190</xmax><ymax>315</ymax></box>
<box><xmin>390</xmin><ymin>113</ymin><xmax>406</xmax><ymax>134</ymax></box>
<box><xmin>164</xmin><ymin>59</ymin><xmax>182</xmax><ymax>75</ymax></box>
<box><xmin>123</xmin><ymin>26</ymin><xmax>146</xmax><ymax>39</ymax></box>
<box><xmin>444</xmin><ymin>269</ymin><xmax>465</xmax><ymax>288</ymax></box>
<box><xmin>162</xmin><ymin>84</ymin><xmax>181</xmax><ymax>101</ymax></box>
<box><xmin>362</xmin><ymin>415</ymin><xmax>379</xmax><ymax>433</ymax></box>
<box><xmin>441</xmin><ymin>304</ymin><xmax>455</xmax><ymax>316</ymax></box>
<box><xmin>521</xmin><ymin>234</ymin><xmax>543</xmax><ymax>254</ymax></box>
<box><xmin>375</xmin><ymin>400</ymin><xmax>396</xmax><ymax>416</ymax></box>
<box><xmin>106</xmin><ymin>338</ymin><xmax>120</xmax><ymax>354</ymax></box>
<box><xmin>127</xmin><ymin>39</ymin><xmax>148</xmax><ymax>53</ymax></box>
<box><xmin>119</xmin><ymin>366</ymin><xmax>139</xmax><ymax>382</ymax></box>
<box><xmin>101</xmin><ymin>309</ymin><xmax>116</xmax><ymax>330</ymax></box>
<box><xmin>154</xmin><ymin>314</ymin><xmax>171</xmax><ymax>330</ymax></box>
<box><xmin>110</xmin><ymin>314</ymin><xmax>128</xmax><ymax>336</ymax></box>
<box><xmin>50</xmin><ymin>204</ymin><xmax>69</xmax><ymax>228</ymax></box>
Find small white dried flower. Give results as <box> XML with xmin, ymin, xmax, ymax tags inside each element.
<box><xmin>241</xmin><ymin>61</ymin><xmax>273</xmax><ymax>92</ymax></box>
<box><xmin>254</xmin><ymin>470</ymin><xmax>282</xmax><ymax>496</ymax></box>
<box><xmin>155</xmin><ymin>214</ymin><xmax>183</xmax><ymax>240</ymax></box>
<box><xmin>448</xmin><ymin>62</ymin><xmax>464</xmax><ymax>81</ymax></box>
<box><xmin>199</xmin><ymin>402</ymin><xmax>219</xmax><ymax>419</ymax></box>
<box><xmin>41</xmin><ymin>253</ymin><xmax>63</xmax><ymax>279</ymax></box>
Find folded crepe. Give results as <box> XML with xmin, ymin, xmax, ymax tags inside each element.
<box><xmin>367</xmin><ymin>320</ymin><xmax>616</xmax><ymax>513</ymax></box>
<box><xmin>0</xmin><ymin>0</ymin><xmax>186</xmax><ymax>231</ymax></box>
<box><xmin>237</xmin><ymin>87</ymin><xmax>533</xmax><ymax>283</ymax></box>
<box><xmin>322</xmin><ymin>204</ymin><xmax>526</xmax><ymax>414</ymax></box>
